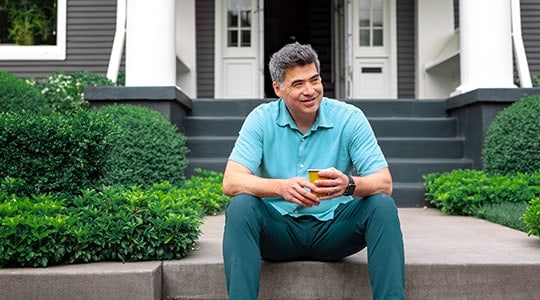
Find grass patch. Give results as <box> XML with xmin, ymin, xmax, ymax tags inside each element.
<box><xmin>476</xmin><ymin>202</ymin><xmax>528</xmax><ymax>232</ymax></box>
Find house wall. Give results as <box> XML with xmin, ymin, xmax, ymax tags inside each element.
<box><xmin>195</xmin><ymin>0</ymin><xmax>215</xmax><ymax>98</ymax></box>
<box><xmin>0</xmin><ymin>0</ymin><xmax>120</xmax><ymax>81</ymax></box>
<box><xmin>396</xmin><ymin>0</ymin><xmax>416</xmax><ymax>98</ymax></box>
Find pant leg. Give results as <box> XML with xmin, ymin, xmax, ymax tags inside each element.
<box><xmin>361</xmin><ymin>194</ymin><xmax>405</xmax><ymax>300</ymax></box>
<box><xmin>222</xmin><ymin>194</ymin><xmax>305</xmax><ymax>299</ymax></box>
<box><xmin>222</xmin><ymin>194</ymin><xmax>265</xmax><ymax>300</ymax></box>
<box><xmin>306</xmin><ymin>194</ymin><xmax>405</xmax><ymax>299</ymax></box>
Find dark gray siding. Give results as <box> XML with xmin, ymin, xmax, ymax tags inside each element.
<box><xmin>522</xmin><ymin>0</ymin><xmax>540</xmax><ymax>78</ymax></box>
<box><xmin>396</xmin><ymin>0</ymin><xmax>415</xmax><ymax>98</ymax></box>
<box><xmin>195</xmin><ymin>0</ymin><xmax>215</xmax><ymax>98</ymax></box>
<box><xmin>0</xmin><ymin>0</ymin><xmax>119</xmax><ymax>81</ymax></box>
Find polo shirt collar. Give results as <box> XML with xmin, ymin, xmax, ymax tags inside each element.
<box><xmin>276</xmin><ymin>98</ymin><xmax>334</xmax><ymax>131</ymax></box>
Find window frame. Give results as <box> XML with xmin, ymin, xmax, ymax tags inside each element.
<box><xmin>0</xmin><ymin>0</ymin><xmax>66</xmax><ymax>60</ymax></box>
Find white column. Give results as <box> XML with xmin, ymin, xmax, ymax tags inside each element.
<box><xmin>453</xmin><ymin>0</ymin><xmax>514</xmax><ymax>95</ymax></box>
<box><xmin>125</xmin><ymin>0</ymin><xmax>176</xmax><ymax>86</ymax></box>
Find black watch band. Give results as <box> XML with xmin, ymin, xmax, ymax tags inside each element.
<box><xmin>342</xmin><ymin>174</ymin><xmax>356</xmax><ymax>196</ymax></box>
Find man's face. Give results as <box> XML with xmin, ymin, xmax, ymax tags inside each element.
<box><xmin>272</xmin><ymin>63</ymin><xmax>324</xmax><ymax>120</ymax></box>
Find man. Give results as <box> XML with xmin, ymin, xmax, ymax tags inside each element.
<box><xmin>222</xmin><ymin>42</ymin><xmax>404</xmax><ymax>299</ymax></box>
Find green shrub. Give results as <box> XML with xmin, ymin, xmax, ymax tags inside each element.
<box><xmin>0</xmin><ymin>110</ymin><xmax>113</xmax><ymax>196</ymax></box>
<box><xmin>475</xmin><ymin>202</ymin><xmax>528</xmax><ymax>232</ymax></box>
<box><xmin>0</xmin><ymin>191</ymin><xmax>72</xmax><ymax>267</ymax></box>
<box><xmin>39</xmin><ymin>71</ymin><xmax>118</xmax><ymax>114</ymax></box>
<box><xmin>482</xmin><ymin>96</ymin><xmax>540</xmax><ymax>175</ymax></box>
<box><xmin>97</xmin><ymin>104</ymin><xmax>188</xmax><ymax>187</ymax></box>
<box><xmin>0</xmin><ymin>169</ymin><xmax>227</xmax><ymax>268</ymax></box>
<box><xmin>180</xmin><ymin>168</ymin><xmax>228</xmax><ymax>216</ymax></box>
<box><xmin>523</xmin><ymin>197</ymin><xmax>540</xmax><ymax>237</ymax></box>
<box><xmin>424</xmin><ymin>169</ymin><xmax>540</xmax><ymax>215</ymax></box>
<box><xmin>66</xmin><ymin>183</ymin><xmax>202</xmax><ymax>263</ymax></box>
<box><xmin>0</xmin><ymin>71</ymin><xmax>51</xmax><ymax>114</ymax></box>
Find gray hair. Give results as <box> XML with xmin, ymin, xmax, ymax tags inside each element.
<box><xmin>268</xmin><ymin>42</ymin><xmax>321</xmax><ymax>88</ymax></box>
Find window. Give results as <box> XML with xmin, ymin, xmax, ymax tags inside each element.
<box><xmin>227</xmin><ymin>0</ymin><xmax>251</xmax><ymax>48</ymax></box>
<box><xmin>358</xmin><ymin>0</ymin><xmax>383</xmax><ymax>47</ymax></box>
<box><xmin>0</xmin><ymin>0</ymin><xmax>66</xmax><ymax>60</ymax></box>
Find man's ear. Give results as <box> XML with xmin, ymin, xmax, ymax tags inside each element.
<box><xmin>272</xmin><ymin>82</ymin><xmax>282</xmax><ymax>98</ymax></box>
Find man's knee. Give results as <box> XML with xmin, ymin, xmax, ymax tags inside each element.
<box><xmin>225</xmin><ymin>194</ymin><xmax>263</xmax><ymax>219</ymax></box>
<box><xmin>363</xmin><ymin>193</ymin><xmax>399</xmax><ymax>221</ymax></box>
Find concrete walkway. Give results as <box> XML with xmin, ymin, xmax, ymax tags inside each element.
<box><xmin>1</xmin><ymin>208</ymin><xmax>539</xmax><ymax>300</ymax></box>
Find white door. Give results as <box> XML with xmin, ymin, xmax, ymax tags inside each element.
<box><xmin>215</xmin><ymin>0</ymin><xmax>262</xmax><ymax>98</ymax></box>
<box><xmin>349</xmin><ymin>0</ymin><xmax>397</xmax><ymax>98</ymax></box>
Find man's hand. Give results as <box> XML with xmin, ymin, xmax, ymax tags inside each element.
<box><xmin>310</xmin><ymin>168</ymin><xmax>348</xmax><ymax>199</ymax></box>
<box><xmin>280</xmin><ymin>177</ymin><xmax>321</xmax><ymax>207</ymax></box>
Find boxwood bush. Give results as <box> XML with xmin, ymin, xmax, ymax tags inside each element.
<box><xmin>482</xmin><ymin>95</ymin><xmax>540</xmax><ymax>175</ymax></box>
<box><xmin>96</xmin><ymin>104</ymin><xmax>189</xmax><ymax>187</ymax></box>
<box><xmin>0</xmin><ymin>110</ymin><xmax>113</xmax><ymax>196</ymax></box>
<box><xmin>0</xmin><ymin>71</ymin><xmax>51</xmax><ymax>114</ymax></box>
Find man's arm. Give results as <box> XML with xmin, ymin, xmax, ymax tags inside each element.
<box><xmin>311</xmin><ymin>167</ymin><xmax>393</xmax><ymax>198</ymax></box>
<box><xmin>222</xmin><ymin>160</ymin><xmax>321</xmax><ymax>207</ymax></box>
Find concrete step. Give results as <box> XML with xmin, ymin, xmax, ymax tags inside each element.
<box><xmin>164</xmin><ymin>208</ymin><xmax>540</xmax><ymax>299</ymax></box>
<box><xmin>0</xmin><ymin>261</ymin><xmax>162</xmax><ymax>300</ymax></box>
<box><xmin>4</xmin><ymin>209</ymin><xmax>537</xmax><ymax>299</ymax></box>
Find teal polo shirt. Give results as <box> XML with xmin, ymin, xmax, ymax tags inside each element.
<box><xmin>228</xmin><ymin>97</ymin><xmax>388</xmax><ymax>220</ymax></box>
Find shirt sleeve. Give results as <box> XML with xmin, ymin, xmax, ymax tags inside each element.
<box><xmin>228</xmin><ymin>107</ymin><xmax>265</xmax><ymax>174</ymax></box>
<box><xmin>347</xmin><ymin>109</ymin><xmax>388</xmax><ymax>176</ymax></box>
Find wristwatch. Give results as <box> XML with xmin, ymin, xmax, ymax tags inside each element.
<box><xmin>342</xmin><ymin>174</ymin><xmax>356</xmax><ymax>196</ymax></box>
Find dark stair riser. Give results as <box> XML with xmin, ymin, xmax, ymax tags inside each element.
<box><xmin>183</xmin><ymin>117</ymin><xmax>457</xmax><ymax>138</ymax></box>
<box><xmin>186</xmin><ymin>137</ymin><xmax>465</xmax><ymax>159</ymax></box>
<box><xmin>189</xmin><ymin>99</ymin><xmax>448</xmax><ymax>118</ymax></box>
<box><xmin>185</xmin><ymin>158</ymin><xmax>472</xmax><ymax>183</ymax></box>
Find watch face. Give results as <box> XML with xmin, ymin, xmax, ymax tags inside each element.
<box><xmin>344</xmin><ymin>184</ymin><xmax>355</xmax><ymax>196</ymax></box>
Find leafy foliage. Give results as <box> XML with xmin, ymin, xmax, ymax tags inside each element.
<box><xmin>523</xmin><ymin>197</ymin><xmax>540</xmax><ymax>237</ymax></box>
<box><xmin>97</xmin><ymin>104</ymin><xmax>189</xmax><ymax>188</ymax></box>
<box><xmin>0</xmin><ymin>110</ymin><xmax>113</xmax><ymax>196</ymax></box>
<box><xmin>424</xmin><ymin>169</ymin><xmax>540</xmax><ymax>215</ymax></box>
<box><xmin>0</xmin><ymin>170</ymin><xmax>230</xmax><ymax>268</ymax></box>
<box><xmin>482</xmin><ymin>95</ymin><xmax>540</xmax><ymax>175</ymax></box>
<box><xmin>0</xmin><ymin>191</ymin><xmax>72</xmax><ymax>267</ymax></box>
<box><xmin>38</xmin><ymin>71</ymin><xmax>118</xmax><ymax>114</ymax></box>
<box><xmin>0</xmin><ymin>71</ymin><xmax>51</xmax><ymax>114</ymax></box>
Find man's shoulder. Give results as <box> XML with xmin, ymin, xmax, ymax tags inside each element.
<box><xmin>322</xmin><ymin>98</ymin><xmax>364</xmax><ymax>116</ymax></box>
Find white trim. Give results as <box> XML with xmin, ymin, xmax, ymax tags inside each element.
<box><xmin>0</xmin><ymin>0</ymin><xmax>66</xmax><ymax>60</ymax></box>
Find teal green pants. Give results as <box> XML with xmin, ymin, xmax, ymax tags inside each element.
<box><xmin>222</xmin><ymin>194</ymin><xmax>405</xmax><ymax>299</ymax></box>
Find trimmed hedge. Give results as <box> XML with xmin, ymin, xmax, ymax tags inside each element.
<box><xmin>0</xmin><ymin>111</ymin><xmax>113</xmax><ymax>196</ymax></box>
<box><xmin>482</xmin><ymin>95</ymin><xmax>540</xmax><ymax>175</ymax></box>
<box><xmin>97</xmin><ymin>104</ymin><xmax>189</xmax><ymax>187</ymax></box>
<box><xmin>0</xmin><ymin>71</ymin><xmax>51</xmax><ymax>114</ymax></box>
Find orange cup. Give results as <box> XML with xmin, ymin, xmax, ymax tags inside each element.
<box><xmin>308</xmin><ymin>169</ymin><xmax>326</xmax><ymax>196</ymax></box>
